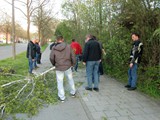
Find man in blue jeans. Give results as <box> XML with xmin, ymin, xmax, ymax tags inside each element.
<box><xmin>26</xmin><ymin>39</ymin><xmax>36</xmax><ymax>74</ymax></box>
<box><xmin>125</xmin><ymin>32</ymin><xmax>143</xmax><ymax>90</ymax></box>
<box><xmin>83</xmin><ymin>34</ymin><xmax>102</xmax><ymax>92</ymax></box>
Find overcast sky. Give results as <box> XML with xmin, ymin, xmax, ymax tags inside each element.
<box><xmin>0</xmin><ymin>0</ymin><xmax>64</xmax><ymax>32</ymax></box>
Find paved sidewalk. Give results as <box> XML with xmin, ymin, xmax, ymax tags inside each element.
<box><xmin>21</xmin><ymin>44</ymin><xmax>160</xmax><ymax>120</ymax></box>
<box><xmin>78</xmin><ymin>70</ymin><xmax>160</xmax><ymax>120</ymax></box>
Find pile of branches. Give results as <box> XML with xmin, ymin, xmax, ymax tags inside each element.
<box><xmin>0</xmin><ymin>67</ymin><xmax>57</xmax><ymax>119</ymax></box>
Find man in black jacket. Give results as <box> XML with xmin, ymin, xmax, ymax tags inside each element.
<box><xmin>26</xmin><ymin>39</ymin><xmax>36</xmax><ymax>74</ymax></box>
<box><xmin>83</xmin><ymin>34</ymin><xmax>102</xmax><ymax>92</ymax></box>
<box><xmin>125</xmin><ymin>33</ymin><xmax>143</xmax><ymax>90</ymax></box>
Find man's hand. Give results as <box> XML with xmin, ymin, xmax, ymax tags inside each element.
<box><xmin>32</xmin><ymin>59</ymin><xmax>35</xmax><ymax>61</ymax></box>
<box><xmin>129</xmin><ymin>63</ymin><xmax>133</xmax><ymax>68</ymax></box>
<box><xmin>83</xmin><ymin>62</ymin><xmax>86</xmax><ymax>65</ymax></box>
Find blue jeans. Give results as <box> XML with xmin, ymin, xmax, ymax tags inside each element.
<box><xmin>28</xmin><ymin>58</ymin><xmax>33</xmax><ymax>73</ymax></box>
<box><xmin>74</xmin><ymin>55</ymin><xmax>80</xmax><ymax>72</ymax></box>
<box><xmin>86</xmin><ymin>61</ymin><xmax>100</xmax><ymax>88</ymax></box>
<box><xmin>34</xmin><ymin>56</ymin><xmax>37</xmax><ymax>68</ymax></box>
<box><xmin>128</xmin><ymin>63</ymin><xmax>138</xmax><ymax>87</ymax></box>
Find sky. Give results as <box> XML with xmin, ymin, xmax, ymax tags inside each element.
<box><xmin>0</xmin><ymin>0</ymin><xmax>64</xmax><ymax>33</ymax></box>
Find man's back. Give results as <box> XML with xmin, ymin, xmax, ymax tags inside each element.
<box><xmin>83</xmin><ymin>39</ymin><xmax>102</xmax><ymax>62</ymax></box>
<box><xmin>70</xmin><ymin>41</ymin><xmax>82</xmax><ymax>55</ymax></box>
<box><xmin>50</xmin><ymin>42</ymin><xmax>76</xmax><ymax>71</ymax></box>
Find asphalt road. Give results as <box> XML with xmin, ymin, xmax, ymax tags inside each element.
<box><xmin>0</xmin><ymin>43</ymin><xmax>27</xmax><ymax>60</ymax></box>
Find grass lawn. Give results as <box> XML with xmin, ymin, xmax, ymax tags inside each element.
<box><xmin>0</xmin><ymin>44</ymin><xmax>48</xmax><ymax>79</ymax></box>
<box><xmin>0</xmin><ymin>44</ymin><xmax>11</xmax><ymax>47</ymax></box>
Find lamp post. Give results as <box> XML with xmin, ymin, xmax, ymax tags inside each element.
<box><xmin>12</xmin><ymin>0</ymin><xmax>16</xmax><ymax>59</ymax></box>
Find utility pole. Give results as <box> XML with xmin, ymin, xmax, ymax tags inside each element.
<box><xmin>12</xmin><ymin>0</ymin><xmax>16</xmax><ymax>59</ymax></box>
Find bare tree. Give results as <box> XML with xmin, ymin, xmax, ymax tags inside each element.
<box><xmin>32</xmin><ymin>2</ymin><xmax>57</xmax><ymax>45</ymax></box>
<box><xmin>15</xmin><ymin>0</ymin><xmax>50</xmax><ymax>40</ymax></box>
<box><xmin>4</xmin><ymin>0</ymin><xmax>50</xmax><ymax>40</ymax></box>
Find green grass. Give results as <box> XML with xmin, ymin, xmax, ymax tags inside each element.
<box><xmin>0</xmin><ymin>44</ymin><xmax>11</xmax><ymax>46</ymax></box>
<box><xmin>0</xmin><ymin>44</ymin><xmax>48</xmax><ymax>75</ymax></box>
<box><xmin>0</xmin><ymin>52</ymin><xmax>28</xmax><ymax>76</ymax></box>
<box><xmin>41</xmin><ymin>44</ymin><xmax>48</xmax><ymax>52</ymax></box>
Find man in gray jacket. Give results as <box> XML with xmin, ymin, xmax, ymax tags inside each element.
<box><xmin>50</xmin><ymin>36</ymin><xmax>76</xmax><ymax>102</ymax></box>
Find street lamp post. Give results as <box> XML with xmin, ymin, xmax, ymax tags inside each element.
<box><xmin>12</xmin><ymin>0</ymin><xmax>16</xmax><ymax>59</ymax></box>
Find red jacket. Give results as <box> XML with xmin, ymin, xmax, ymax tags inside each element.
<box><xmin>70</xmin><ymin>41</ymin><xmax>82</xmax><ymax>55</ymax></box>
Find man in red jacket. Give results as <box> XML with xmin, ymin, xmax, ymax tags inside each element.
<box><xmin>70</xmin><ymin>39</ymin><xmax>82</xmax><ymax>72</ymax></box>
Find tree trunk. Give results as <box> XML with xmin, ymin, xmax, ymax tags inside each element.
<box><xmin>12</xmin><ymin>0</ymin><xmax>16</xmax><ymax>59</ymax></box>
<box><xmin>27</xmin><ymin>0</ymin><xmax>30</xmax><ymax>41</ymax></box>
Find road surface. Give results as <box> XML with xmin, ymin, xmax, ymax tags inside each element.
<box><xmin>0</xmin><ymin>43</ymin><xmax>27</xmax><ymax>60</ymax></box>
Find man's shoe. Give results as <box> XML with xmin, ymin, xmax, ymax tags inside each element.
<box><xmin>85</xmin><ymin>87</ymin><xmax>92</xmax><ymax>91</ymax></box>
<box><xmin>58</xmin><ymin>97</ymin><xmax>65</xmax><ymax>103</ymax></box>
<box><xmin>125</xmin><ymin>85</ymin><xmax>131</xmax><ymax>88</ymax></box>
<box><xmin>93</xmin><ymin>88</ymin><xmax>99</xmax><ymax>92</ymax></box>
<box><xmin>128</xmin><ymin>87</ymin><xmax>137</xmax><ymax>91</ymax></box>
<box><xmin>71</xmin><ymin>93</ymin><xmax>76</xmax><ymax>98</ymax></box>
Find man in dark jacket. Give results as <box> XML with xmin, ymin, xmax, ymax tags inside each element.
<box><xmin>83</xmin><ymin>34</ymin><xmax>102</xmax><ymax>92</ymax></box>
<box><xmin>26</xmin><ymin>39</ymin><xmax>36</xmax><ymax>74</ymax></box>
<box><xmin>125</xmin><ymin>32</ymin><xmax>143</xmax><ymax>90</ymax></box>
<box><xmin>50</xmin><ymin>36</ymin><xmax>76</xmax><ymax>102</ymax></box>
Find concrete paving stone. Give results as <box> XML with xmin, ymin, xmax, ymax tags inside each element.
<box><xmin>96</xmin><ymin>99</ymin><xmax>110</xmax><ymax>106</ymax></box>
<box><xmin>91</xmin><ymin>111</ymin><xmax>107</xmax><ymax>120</ymax></box>
<box><xmin>88</xmin><ymin>106</ymin><xmax>96</xmax><ymax>112</ymax></box>
<box><xmin>141</xmin><ymin>106</ymin><xmax>160</xmax><ymax>114</ymax></box>
<box><xmin>104</xmin><ymin>110</ymin><xmax>121</xmax><ymax>118</ymax></box>
<box><xmin>118</xmin><ymin>102</ymin><xmax>142</xmax><ymax>109</ymax></box>
<box><xmin>94</xmin><ymin>105</ymin><xmax>106</xmax><ymax>111</ymax></box>
<box><xmin>128</xmin><ymin>107</ymin><xmax>145</xmax><ymax>115</ymax></box>
<box><xmin>144</xmin><ymin>114</ymin><xmax>160</xmax><ymax>120</ymax></box>
<box><xmin>102</xmin><ymin>104</ymin><xmax>121</xmax><ymax>111</ymax></box>
<box><xmin>116</xmin><ymin>116</ymin><xmax>132</xmax><ymax>120</ymax></box>
<box><xmin>117</xmin><ymin>103</ymin><xmax>131</xmax><ymax>109</ymax></box>
<box><xmin>84</xmin><ymin>101</ymin><xmax>98</xmax><ymax>106</ymax></box>
<box><xmin>116</xmin><ymin>109</ymin><xmax>133</xmax><ymax>116</ymax></box>
<box><xmin>139</xmin><ymin>101</ymin><xmax>159</xmax><ymax>108</ymax></box>
<box><xmin>107</xmin><ymin>117</ymin><xmax>117</xmax><ymax>120</ymax></box>
<box><xmin>129</xmin><ymin>115</ymin><xmax>148</xmax><ymax>120</ymax></box>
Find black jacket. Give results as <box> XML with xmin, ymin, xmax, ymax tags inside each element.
<box><xmin>83</xmin><ymin>39</ymin><xmax>102</xmax><ymax>62</ymax></box>
<box><xmin>26</xmin><ymin>41</ymin><xmax>36</xmax><ymax>59</ymax></box>
<box><xmin>130</xmin><ymin>40</ymin><xmax>143</xmax><ymax>64</ymax></box>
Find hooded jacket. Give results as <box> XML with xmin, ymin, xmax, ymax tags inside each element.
<box><xmin>50</xmin><ymin>42</ymin><xmax>76</xmax><ymax>71</ymax></box>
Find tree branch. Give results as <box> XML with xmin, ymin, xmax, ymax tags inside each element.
<box><xmin>3</xmin><ymin>0</ymin><xmax>12</xmax><ymax>5</ymax></box>
<box><xmin>1</xmin><ymin>79</ymin><xmax>28</xmax><ymax>88</ymax></box>
<box><xmin>14</xmin><ymin>5</ymin><xmax>27</xmax><ymax>18</ymax></box>
<box><xmin>15</xmin><ymin>0</ymin><xmax>26</xmax><ymax>5</ymax></box>
<box><xmin>26</xmin><ymin>80</ymin><xmax>36</xmax><ymax>98</ymax></box>
<box><xmin>15</xmin><ymin>80</ymin><xmax>30</xmax><ymax>99</ymax></box>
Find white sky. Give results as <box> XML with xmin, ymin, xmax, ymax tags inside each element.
<box><xmin>0</xmin><ymin>0</ymin><xmax>64</xmax><ymax>33</ymax></box>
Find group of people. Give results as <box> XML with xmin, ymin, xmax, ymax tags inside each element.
<box><xmin>27</xmin><ymin>32</ymin><xmax>143</xmax><ymax>102</ymax></box>
<box><xmin>49</xmin><ymin>34</ymin><xmax>106</xmax><ymax>102</ymax></box>
<box><xmin>26</xmin><ymin>39</ymin><xmax>41</xmax><ymax>74</ymax></box>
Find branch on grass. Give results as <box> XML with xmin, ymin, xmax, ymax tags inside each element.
<box><xmin>36</xmin><ymin>67</ymin><xmax>55</xmax><ymax>78</ymax></box>
<box><xmin>26</xmin><ymin>80</ymin><xmax>36</xmax><ymax>98</ymax></box>
<box><xmin>2</xmin><ymin>73</ymin><xmax>26</xmax><ymax>78</ymax></box>
<box><xmin>1</xmin><ymin>79</ymin><xmax>28</xmax><ymax>88</ymax></box>
<box><xmin>0</xmin><ymin>104</ymin><xmax>5</xmax><ymax>118</ymax></box>
<box><xmin>15</xmin><ymin>80</ymin><xmax>30</xmax><ymax>99</ymax></box>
